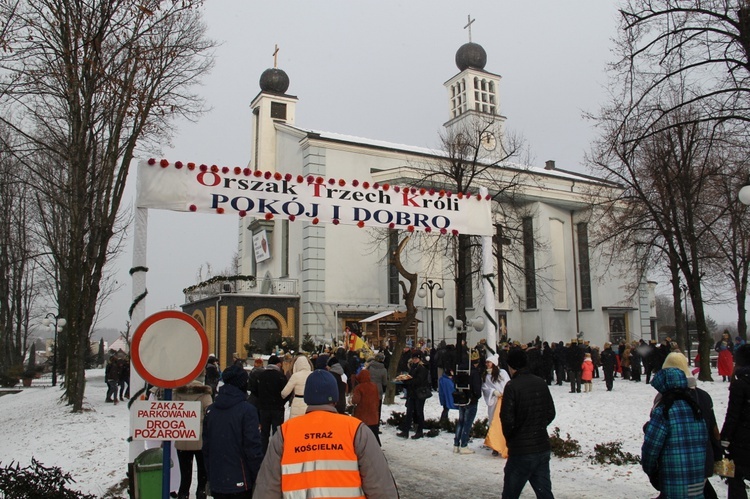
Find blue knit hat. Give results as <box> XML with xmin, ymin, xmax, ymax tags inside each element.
<box><xmin>222</xmin><ymin>365</ymin><xmax>248</xmax><ymax>391</ymax></box>
<box><xmin>304</xmin><ymin>369</ymin><xmax>339</xmax><ymax>405</ymax></box>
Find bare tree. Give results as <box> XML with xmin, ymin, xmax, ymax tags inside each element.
<box><xmin>589</xmin><ymin>95</ymin><xmax>731</xmax><ymax>380</ymax></box>
<box><xmin>704</xmin><ymin>153</ymin><xmax>750</xmax><ymax>338</ymax></box>
<box><xmin>617</xmin><ymin>1</ymin><xmax>750</xmax><ymax>141</ymax></box>
<box><xmin>411</xmin><ymin>119</ymin><xmax>531</xmax><ymax>326</ymax></box>
<box><xmin>0</xmin><ymin>1</ymin><xmax>215</xmax><ymax>410</ymax></box>
<box><xmin>0</xmin><ymin>128</ymin><xmax>41</xmax><ymax>380</ymax></box>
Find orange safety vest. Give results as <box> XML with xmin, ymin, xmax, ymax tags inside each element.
<box><xmin>280</xmin><ymin>410</ymin><xmax>365</xmax><ymax>499</ymax></box>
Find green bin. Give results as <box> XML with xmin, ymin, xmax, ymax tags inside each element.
<box><xmin>133</xmin><ymin>448</ymin><xmax>172</xmax><ymax>499</ymax></box>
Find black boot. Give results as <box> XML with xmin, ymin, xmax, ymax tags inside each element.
<box><xmin>411</xmin><ymin>431</ymin><xmax>423</xmax><ymax>439</ymax></box>
<box><xmin>396</xmin><ymin>431</ymin><xmax>408</xmax><ymax>438</ymax></box>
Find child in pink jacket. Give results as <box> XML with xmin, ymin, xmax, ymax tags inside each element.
<box><xmin>581</xmin><ymin>353</ymin><xmax>595</xmax><ymax>392</ymax></box>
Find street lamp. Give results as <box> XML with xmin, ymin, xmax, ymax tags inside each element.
<box><xmin>738</xmin><ymin>183</ymin><xmax>750</xmax><ymax>206</ymax></box>
<box><xmin>42</xmin><ymin>313</ymin><xmax>66</xmax><ymax>386</ymax></box>
<box><xmin>417</xmin><ymin>279</ymin><xmax>445</xmax><ymax>348</ymax></box>
<box><xmin>680</xmin><ymin>284</ymin><xmax>690</xmax><ymax>365</ymax></box>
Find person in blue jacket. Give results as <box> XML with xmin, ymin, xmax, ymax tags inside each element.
<box><xmin>203</xmin><ymin>364</ymin><xmax>264</xmax><ymax>499</ymax></box>
<box><xmin>438</xmin><ymin>368</ymin><xmax>457</xmax><ymax>424</ymax></box>
<box><xmin>642</xmin><ymin>367</ymin><xmax>707</xmax><ymax>498</ymax></box>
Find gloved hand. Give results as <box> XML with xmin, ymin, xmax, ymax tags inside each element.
<box><xmin>493</xmin><ymin>390</ymin><xmax>502</xmax><ymax>397</ymax></box>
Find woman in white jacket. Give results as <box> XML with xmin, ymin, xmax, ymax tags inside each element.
<box><xmin>281</xmin><ymin>355</ymin><xmax>313</xmax><ymax>418</ymax></box>
<box><xmin>482</xmin><ymin>353</ymin><xmax>510</xmax><ymax>457</ymax></box>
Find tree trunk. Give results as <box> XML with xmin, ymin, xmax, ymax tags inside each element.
<box><xmin>383</xmin><ymin>236</ymin><xmax>419</xmax><ymax>406</ymax></box>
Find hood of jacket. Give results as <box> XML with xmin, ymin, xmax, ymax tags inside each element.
<box><xmin>293</xmin><ymin>355</ymin><xmax>312</xmax><ymax>374</ymax></box>
<box><xmin>651</xmin><ymin>367</ymin><xmax>688</xmax><ymax>394</ymax></box>
<box><xmin>328</xmin><ymin>362</ymin><xmax>344</xmax><ymax>376</ymax></box>
<box><xmin>212</xmin><ymin>383</ymin><xmax>248</xmax><ymax>410</ymax></box>
<box><xmin>354</xmin><ymin>369</ymin><xmax>371</xmax><ymax>384</ymax></box>
<box><xmin>174</xmin><ymin>381</ymin><xmax>212</xmax><ymax>396</ymax></box>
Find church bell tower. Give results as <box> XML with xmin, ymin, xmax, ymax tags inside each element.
<box><xmin>444</xmin><ymin>19</ymin><xmax>505</xmax><ymax>155</ymax></box>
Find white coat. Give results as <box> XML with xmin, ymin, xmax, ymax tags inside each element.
<box><xmin>281</xmin><ymin>355</ymin><xmax>313</xmax><ymax>418</ymax></box>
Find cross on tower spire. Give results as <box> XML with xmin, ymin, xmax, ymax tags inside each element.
<box><xmin>273</xmin><ymin>44</ymin><xmax>280</xmax><ymax>68</ymax></box>
<box><xmin>464</xmin><ymin>15</ymin><xmax>475</xmax><ymax>42</ymax></box>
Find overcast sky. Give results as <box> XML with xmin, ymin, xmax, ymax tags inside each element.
<box><xmin>98</xmin><ymin>1</ymin><xmax>735</xmax><ymax>333</ymax></box>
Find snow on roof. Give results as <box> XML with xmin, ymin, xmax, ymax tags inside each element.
<box><xmin>281</xmin><ymin>123</ymin><xmax>614</xmax><ymax>186</ymax></box>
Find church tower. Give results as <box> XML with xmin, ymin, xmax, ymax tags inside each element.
<box><xmin>443</xmin><ymin>38</ymin><xmax>505</xmax><ymax>154</ymax></box>
<box><xmin>249</xmin><ymin>49</ymin><xmax>297</xmax><ymax>171</ymax></box>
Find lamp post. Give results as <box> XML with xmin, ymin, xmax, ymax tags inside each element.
<box><xmin>42</xmin><ymin>313</ymin><xmax>66</xmax><ymax>386</ymax></box>
<box><xmin>738</xmin><ymin>183</ymin><xmax>750</xmax><ymax>206</ymax></box>
<box><xmin>680</xmin><ymin>284</ymin><xmax>690</xmax><ymax>365</ymax></box>
<box><xmin>417</xmin><ymin>279</ymin><xmax>445</xmax><ymax>348</ymax></box>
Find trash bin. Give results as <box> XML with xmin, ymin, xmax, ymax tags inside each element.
<box><xmin>133</xmin><ymin>448</ymin><xmax>171</xmax><ymax>499</ymax></box>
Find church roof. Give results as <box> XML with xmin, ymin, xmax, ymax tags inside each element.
<box><xmin>278</xmin><ymin>123</ymin><xmax>619</xmax><ymax>188</ymax></box>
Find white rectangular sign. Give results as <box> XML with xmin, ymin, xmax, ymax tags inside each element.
<box><xmin>131</xmin><ymin>400</ymin><xmax>202</xmax><ymax>441</ymax></box>
<box><xmin>253</xmin><ymin>230</ymin><xmax>271</xmax><ymax>263</ymax></box>
<box><xmin>136</xmin><ymin>160</ymin><xmax>494</xmax><ymax>236</ymax></box>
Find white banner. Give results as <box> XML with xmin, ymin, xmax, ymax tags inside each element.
<box><xmin>131</xmin><ymin>400</ymin><xmax>202</xmax><ymax>441</ymax></box>
<box><xmin>136</xmin><ymin>159</ymin><xmax>493</xmax><ymax>236</ymax></box>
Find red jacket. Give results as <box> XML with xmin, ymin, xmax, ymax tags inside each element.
<box><xmin>581</xmin><ymin>359</ymin><xmax>595</xmax><ymax>381</ymax></box>
<box><xmin>351</xmin><ymin>370</ymin><xmax>380</xmax><ymax>426</ymax></box>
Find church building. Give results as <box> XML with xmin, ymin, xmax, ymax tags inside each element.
<box><xmin>180</xmin><ymin>39</ymin><xmax>657</xmax><ymax>367</ymax></box>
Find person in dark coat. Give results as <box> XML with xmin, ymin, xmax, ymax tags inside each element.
<box><xmin>255</xmin><ymin>354</ymin><xmax>288</xmax><ymax>452</ymax></box>
<box><xmin>721</xmin><ymin>343</ymin><xmax>750</xmax><ymax>498</ymax></box>
<box><xmin>552</xmin><ymin>341</ymin><xmax>566</xmax><ymax>385</ymax></box>
<box><xmin>566</xmin><ymin>339</ymin><xmax>585</xmax><ymax>393</ymax></box>
<box><xmin>541</xmin><ymin>342</ymin><xmax>554</xmax><ymax>386</ymax></box>
<box><xmin>202</xmin><ymin>365</ymin><xmax>263</xmax><ymax>499</ymax></box>
<box><xmin>396</xmin><ymin>351</ymin><xmax>429</xmax><ymax>440</ymax></box>
<box><xmin>600</xmin><ymin>342</ymin><xmax>617</xmax><ymax>392</ymax></box>
<box><xmin>451</xmin><ymin>350</ymin><xmax>483</xmax><ymax>454</ymax></box>
<box><xmin>105</xmin><ymin>355</ymin><xmax>121</xmax><ymax>404</ymax></box>
<box><xmin>442</xmin><ymin>343</ymin><xmax>458</xmax><ymax>375</ymax></box>
<box><xmin>326</xmin><ymin>356</ymin><xmax>348</xmax><ymax>414</ymax></box>
<box><xmin>630</xmin><ymin>342</ymin><xmax>642</xmax><ymax>382</ymax></box>
<box><xmin>246</xmin><ymin>357</ymin><xmax>265</xmax><ymax>407</ymax></box>
<box><xmin>643</xmin><ymin>340</ymin><xmax>657</xmax><ymax>384</ymax></box>
<box><xmin>526</xmin><ymin>344</ymin><xmax>544</xmax><ymax>380</ymax></box>
<box><xmin>204</xmin><ymin>355</ymin><xmax>220</xmax><ymax>399</ymax></box>
<box><xmin>500</xmin><ymin>348</ymin><xmax>556</xmax><ymax>498</ymax></box>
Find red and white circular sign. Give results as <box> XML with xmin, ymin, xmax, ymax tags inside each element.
<box><xmin>131</xmin><ymin>310</ymin><xmax>208</xmax><ymax>389</ymax></box>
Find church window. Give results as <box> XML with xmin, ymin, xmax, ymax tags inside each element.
<box><xmin>270</xmin><ymin>102</ymin><xmax>287</xmax><ymax>120</ymax></box>
<box><xmin>281</xmin><ymin>219</ymin><xmax>289</xmax><ymax>277</ymax></box>
<box><xmin>550</xmin><ymin>219</ymin><xmax>567</xmax><ymax>309</ymax></box>
<box><xmin>608</xmin><ymin>313</ymin><xmax>627</xmax><ymax>344</ymax></box>
<box><xmin>522</xmin><ymin>217</ymin><xmax>537</xmax><ymax>309</ymax></box>
<box><xmin>577</xmin><ymin>222</ymin><xmax>592</xmax><ymax>309</ymax></box>
<box><xmin>494</xmin><ymin>224</ymin><xmax>511</xmax><ymax>303</ymax></box>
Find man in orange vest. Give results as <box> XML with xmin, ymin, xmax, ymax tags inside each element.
<box><xmin>254</xmin><ymin>369</ymin><xmax>398</xmax><ymax>498</ymax></box>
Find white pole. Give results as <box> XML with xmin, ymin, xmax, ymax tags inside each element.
<box><xmin>480</xmin><ymin>187</ymin><xmax>497</xmax><ymax>351</ymax></box>
<box><xmin>128</xmin><ymin>206</ymin><xmax>148</xmax><ymax>463</ymax></box>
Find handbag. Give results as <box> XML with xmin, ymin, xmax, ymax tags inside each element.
<box><xmin>714</xmin><ymin>457</ymin><xmax>735</xmax><ymax>478</ymax></box>
<box><xmin>415</xmin><ymin>385</ymin><xmax>432</xmax><ymax>400</ymax></box>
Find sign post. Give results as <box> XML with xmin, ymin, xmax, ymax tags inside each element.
<box><xmin>130</xmin><ymin>310</ymin><xmax>209</xmax><ymax>499</ymax></box>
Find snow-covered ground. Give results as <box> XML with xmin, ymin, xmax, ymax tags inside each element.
<box><xmin>0</xmin><ymin>366</ymin><xmax>735</xmax><ymax>498</ymax></box>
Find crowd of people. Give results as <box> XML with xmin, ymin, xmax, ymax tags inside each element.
<box><xmin>130</xmin><ymin>328</ymin><xmax>750</xmax><ymax>499</ymax></box>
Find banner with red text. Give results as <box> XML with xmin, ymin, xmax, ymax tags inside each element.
<box><xmin>136</xmin><ymin>159</ymin><xmax>493</xmax><ymax>236</ymax></box>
